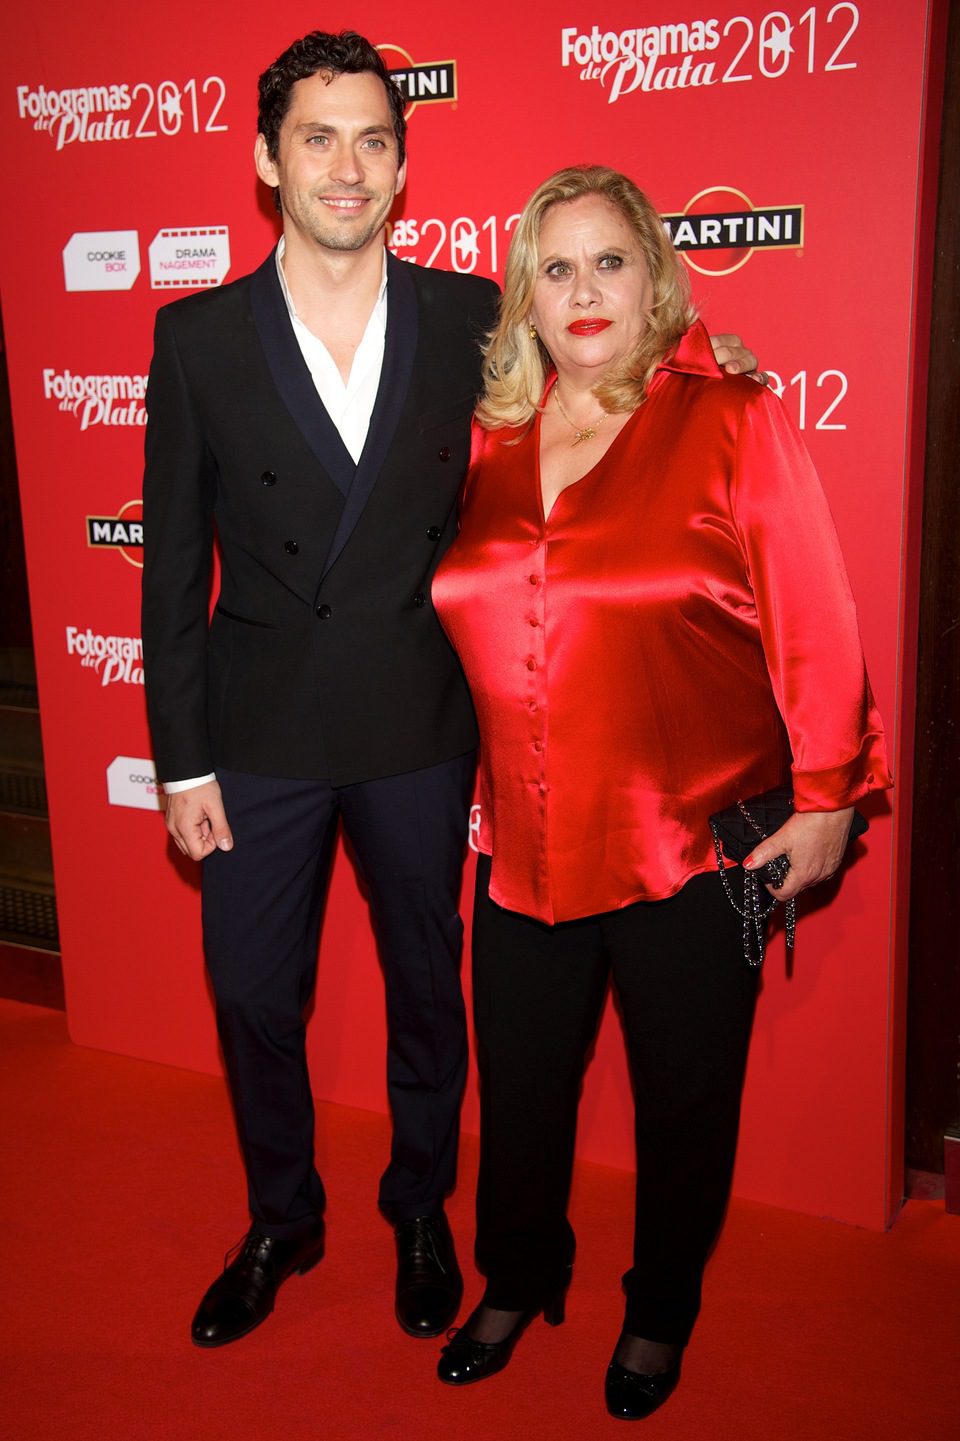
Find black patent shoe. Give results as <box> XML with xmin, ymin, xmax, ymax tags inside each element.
<box><xmin>604</xmin><ymin>1353</ymin><xmax>682</xmax><ymax>1420</ymax></box>
<box><xmin>437</xmin><ymin>1280</ymin><xmax>568</xmax><ymax>1386</ymax></box>
<box><xmin>191</xmin><ymin>1219</ymin><xmax>325</xmax><ymax>1348</ymax></box>
<box><xmin>394</xmin><ymin>1212</ymin><xmax>463</xmax><ymax>1337</ymax></box>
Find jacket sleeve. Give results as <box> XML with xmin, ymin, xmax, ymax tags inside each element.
<box><xmin>731</xmin><ymin>387</ymin><xmax>892</xmax><ymax>811</ymax></box>
<box><xmin>141</xmin><ymin>305</ymin><xmax>217</xmax><ymax>782</ymax></box>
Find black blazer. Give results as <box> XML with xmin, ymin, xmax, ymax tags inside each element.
<box><xmin>142</xmin><ymin>249</ymin><xmax>499</xmax><ymax>786</ymax></box>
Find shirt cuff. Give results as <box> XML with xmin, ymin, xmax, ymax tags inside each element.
<box><xmin>791</xmin><ymin>734</ymin><xmax>892</xmax><ymax>811</ymax></box>
<box><xmin>162</xmin><ymin>773</ymin><xmax>216</xmax><ymax>794</ymax></box>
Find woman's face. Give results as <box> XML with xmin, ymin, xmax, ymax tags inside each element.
<box><xmin>529</xmin><ymin>194</ymin><xmax>654</xmax><ymax>382</ymax></box>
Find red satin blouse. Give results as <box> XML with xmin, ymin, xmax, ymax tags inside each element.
<box><xmin>432</xmin><ymin>322</ymin><xmax>892</xmax><ymax>924</ymax></box>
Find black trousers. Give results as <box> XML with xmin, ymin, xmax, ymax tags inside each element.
<box><xmin>472</xmin><ymin>856</ymin><xmax>759</xmax><ymax>1344</ymax></box>
<box><xmin>201</xmin><ymin>754</ymin><xmax>475</xmax><ymax>1237</ymax></box>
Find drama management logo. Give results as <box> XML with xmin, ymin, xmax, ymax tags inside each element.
<box><xmin>63</xmin><ymin>231</ymin><xmax>140</xmax><ymax>292</ymax></box>
<box><xmin>65</xmin><ymin>626</ymin><xmax>143</xmax><ymax>686</ymax></box>
<box><xmin>106</xmin><ymin>756</ymin><xmax>165</xmax><ymax>811</ymax></box>
<box><xmin>15</xmin><ymin>77</ymin><xmax>228</xmax><ymax>150</ymax></box>
<box><xmin>43</xmin><ymin>368</ymin><xmax>147</xmax><ymax>430</ymax></box>
<box><xmin>377</xmin><ymin>44</ymin><xmax>457</xmax><ymax>117</ymax></box>
<box><xmin>663</xmin><ymin>187</ymin><xmax>804</xmax><ymax>275</ymax></box>
<box><xmin>560</xmin><ymin>7</ymin><xmax>860</xmax><ymax>103</ymax></box>
<box><xmin>149</xmin><ymin>226</ymin><xmax>231</xmax><ymax>288</ymax></box>
<box><xmin>87</xmin><ymin>500</ymin><xmax>143</xmax><ymax>569</ymax></box>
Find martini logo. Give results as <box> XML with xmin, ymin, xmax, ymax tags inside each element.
<box><xmin>377</xmin><ymin>45</ymin><xmax>457</xmax><ymax>116</ymax></box>
<box><xmin>43</xmin><ymin>368</ymin><xmax>147</xmax><ymax>429</ymax></box>
<box><xmin>63</xmin><ymin>231</ymin><xmax>140</xmax><ymax>291</ymax></box>
<box><xmin>87</xmin><ymin>501</ymin><xmax>143</xmax><ymax>569</ymax></box>
<box><xmin>149</xmin><ymin>226</ymin><xmax>230</xmax><ymax>289</ymax></box>
<box><xmin>65</xmin><ymin>626</ymin><xmax>143</xmax><ymax>686</ymax></box>
<box><xmin>107</xmin><ymin>756</ymin><xmax>165</xmax><ymax>811</ymax></box>
<box><xmin>662</xmin><ymin>188</ymin><xmax>804</xmax><ymax>275</ymax></box>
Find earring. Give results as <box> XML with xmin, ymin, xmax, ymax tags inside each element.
<box><xmin>528</xmin><ymin>324</ymin><xmax>538</xmax><ymax>340</ymax></box>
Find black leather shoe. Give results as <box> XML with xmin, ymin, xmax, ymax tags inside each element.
<box><xmin>191</xmin><ymin>1220</ymin><xmax>325</xmax><ymax>1348</ymax></box>
<box><xmin>437</xmin><ymin>1279</ymin><xmax>568</xmax><ymax>1386</ymax></box>
<box><xmin>394</xmin><ymin>1212</ymin><xmax>463</xmax><ymax>1337</ymax></box>
<box><xmin>604</xmin><ymin>1355</ymin><xmax>682</xmax><ymax>1420</ymax></box>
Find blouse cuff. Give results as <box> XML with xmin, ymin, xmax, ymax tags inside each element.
<box><xmin>791</xmin><ymin>733</ymin><xmax>893</xmax><ymax>811</ymax></box>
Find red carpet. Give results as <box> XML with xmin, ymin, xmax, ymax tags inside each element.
<box><xmin>2</xmin><ymin>998</ymin><xmax>957</xmax><ymax>1441</ymax></box>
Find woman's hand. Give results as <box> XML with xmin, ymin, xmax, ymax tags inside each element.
<box><xmin>743</xmin><ymin>807</ymin><xmax>855</xmax><ymax>900</ymax></box>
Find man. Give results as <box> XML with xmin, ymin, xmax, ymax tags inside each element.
<box><xmin>142</xmin><ymin>30</ymin><xmax>758</xmax><ymax>1350</ymax></box>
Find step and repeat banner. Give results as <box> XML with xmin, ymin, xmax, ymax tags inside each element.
<box><xmin>1</xmin><ymin>3</ymin><xmax>942</xmax><ymax>1227</ymax></box>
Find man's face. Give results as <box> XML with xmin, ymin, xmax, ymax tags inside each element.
<box><xmin>255</xmin><ymin>70</ymin><xmax>406</xmax><ymax>255</ymax></box>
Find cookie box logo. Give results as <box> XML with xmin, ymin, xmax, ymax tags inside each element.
<box><xmin>86</xmin><ymin>501</ymin><xmax>143</xmax><ymax>569</ymax></box>
<box><xmin>377</xmin><ymin>45</ymin><xmax>457</xmax><ymax>117</ymax></box>
<box><xmin>65</xmin><ymin>626</ymin><xmax>143</xmax><ymax>686</ymax></box>
<box><xmin>149</xmin><ymin>226</ymin><xmax>230</xmax><ymax>288</ymax></box>
<box><xmin>106</xmin><ymin>756</ymin><xmax>165</xmax><ymax>811</ymax></box>
<box><xmin>43</xmin><ymin>369</ymin><xmax>147</xmax><ymax>429</ymax></box>
<box><xmin>662</xmin><ymin>187</ymin><xmax>804</xmax><ymax>275</ymax></box>
<box><xmin>63</xmin><ymin>231</ymin><xmax>140</xmax><ymax>292</ymax></box>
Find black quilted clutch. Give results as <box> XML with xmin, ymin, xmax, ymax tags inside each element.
<box><xmin>708</xmin><ymin>786</ymin><xmax>868</xmax><ymax>965</ymax></box>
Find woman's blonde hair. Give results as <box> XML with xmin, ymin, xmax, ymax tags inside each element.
<box><xmin>476</xmin><ymin>165</ymin><xmax>696</xmax><ymax>431</ymax></box>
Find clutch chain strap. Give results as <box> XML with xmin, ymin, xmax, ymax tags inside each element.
<box><xmin>711</xmin><ymin>800</ymin><xmax>797</xmax><ymax>968</ymax></box>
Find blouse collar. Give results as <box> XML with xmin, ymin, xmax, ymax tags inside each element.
<box><xmin>656</xmin><ymin>319</ymin><xmax>725</xmax><ymax>379</ymax></box>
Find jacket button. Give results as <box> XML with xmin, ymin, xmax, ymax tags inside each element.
<box><xmin>438</xmin><ymin>446</ymin><xmax>451</xmax><ymax>462</ymax></box>
<box><xmin>413</xmin><ymin>592</ymin><xmax>426</xmax><ymax>608</ymax></box>
<box><xmin>284</xmin><ymin>540</ymin><xmax>299</xmax><ymax>555</ymax></box>
<box><xmin>316</xmin><ymin>604</ymin><xmax>332</xmax><ymax>619</ymax></box>
<box><xmin>426</xmin><ymin>525</ymin><xmax>441</xmax><ymax>541</ymax></box>
<box><xmin>261</xmin><ymin>470</ymin><xmax>277</xmax><ymax>486</ymax></box>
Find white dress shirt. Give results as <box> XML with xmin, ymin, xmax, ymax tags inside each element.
<box><xmin>163</xmin><ymin>241</ymin><xmax>389</xmax><ymax>793</ymax></box>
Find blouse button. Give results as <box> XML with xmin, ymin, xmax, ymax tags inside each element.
<box><xmin>261</xmin><ymin>470</ymin><xmax>277</xmax><ymax>486</ymax></box>
<box><xmin>426</xmin><ymin>525</ymin><xmax>441</xmax><ymax>541</ymax></box>
<box><xmin>529</xmin><ymin>617</ymin><xmax>539</xmax><ymax>627</ymax></box>
<box><xmin>284</xmin><ymin>540</ymin><xmax>299</xmax><ymax>555</ymax></box>
<box><xmin>529</xmin><ymin>574</ymin><xmax>540</xmax><ymax>585</ymax></box>
<box><xmin>413</xmin><ymin>592</ymin><xmax>426</xmax><ymax>608</ymax></box>
<box><xmin>438</xmin><ymin>446</ymin><xmax>451</xmax><ymax>462</ymax></box>
<box><xmin>533</xmin><ymin>741</ymin><xmax>542</xmax><ymax>752</ymax></box>
<box><xmin>526</xmin><ymin>659</ymin><xmax>536</xmax><ymax>671</ymax></box>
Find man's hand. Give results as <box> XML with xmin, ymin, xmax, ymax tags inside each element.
<box><xmin>709</xmin><ymin>333</ymin><xmax>765</xmax><ymax>380</ymax></box>
<box><xmin>165</xmin><ymin>779</ymin><xmax>234</xmax><ymax>861</ymax></box>
<box><xmin>744</xmin><ymin>807</ymin><xmax>855</xmax><ymax>901</ymax></box>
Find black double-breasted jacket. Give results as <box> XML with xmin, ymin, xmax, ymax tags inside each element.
<box><xmin>142</xmin><ymin>248</ymin><xmax>499</xmax><ymax>786</ymax></box>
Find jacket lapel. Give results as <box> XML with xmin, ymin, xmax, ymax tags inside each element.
<box><xmin>248</xmin><ymin>249</ymin><xmax>355</xmax><ymax>498</ymax></box>
<box><xmin>320</xmin><ymin>251</ymin><xmax>419</xmax><ymax>580</ymax></box>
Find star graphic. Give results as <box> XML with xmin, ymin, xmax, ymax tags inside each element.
<box><xmin>453</xmin><ymin>227</ymin><xmax>479</xmax><ymax>265</ymax></box>
<box><xmin>762</xmin><ymin>21</ymin><xmax>793</xmax><ymax>65</ymax></box>
<box><xmin>159</xmin><ymin>87</ymin><xmax>183</xmax><ymax>124</ymax></box>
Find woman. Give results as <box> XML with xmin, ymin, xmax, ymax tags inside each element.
<box><xmin>431</xmin><ymin>166</ymin><xmax>892</xmax><ymax>1420</ymax></box>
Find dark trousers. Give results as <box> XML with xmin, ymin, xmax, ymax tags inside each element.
<box><xmin>201</xmin><ymin>754</ymin><xmax>475</xmax><ymax>1237</ymax></box>
<box><xmin>472</xmin><ymin>856</ymin><xmax>759</xmax><ymax>1344</ymax></box>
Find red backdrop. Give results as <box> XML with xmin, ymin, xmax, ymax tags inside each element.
<box><xmin>1</xmin><ymin>1</ymin><xmax>944</xmax><ymax>1229</ymax></box>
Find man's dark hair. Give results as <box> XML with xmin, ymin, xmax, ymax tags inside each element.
<box><xmin>257</xmin><ymin>30</ymin><xmax>407</xmax><ymax>165</ymax></box>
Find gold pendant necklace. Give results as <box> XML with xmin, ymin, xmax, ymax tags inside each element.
<box><xmin>553</xmin><ymin>384</ymin><xmax>608</xmax><ymax>446</ymax></box>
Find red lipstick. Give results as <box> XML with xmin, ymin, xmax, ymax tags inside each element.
<box><xmin>567</xmin><ymin>319</ymin><xmax>611</xmax><ymax>336</ymax></box>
